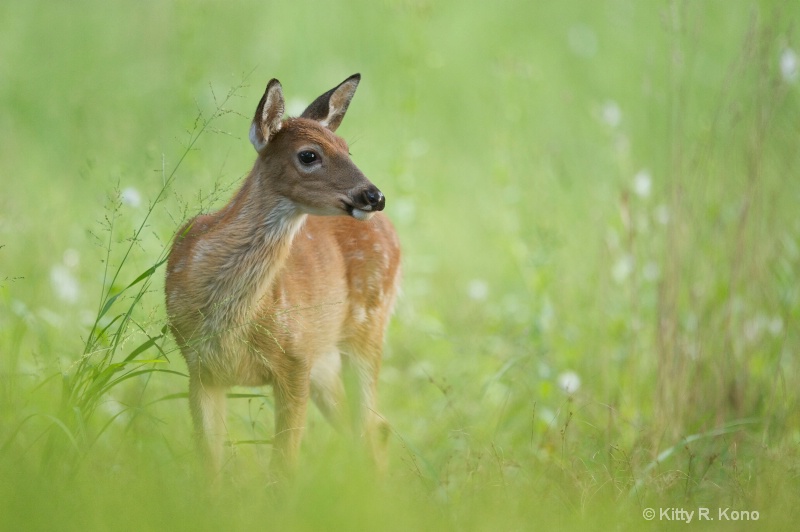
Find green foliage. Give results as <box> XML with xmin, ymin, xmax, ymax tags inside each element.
<box><xmin>1</xmin><ymin>0</ymin><xmax>799</xmax><ymax>529</ymax></box>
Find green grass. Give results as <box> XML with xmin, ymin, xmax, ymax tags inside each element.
<box><xmin>2</xmin><ymin>0</ymin><xmax>800</xmax><ymax>529</ymax></box>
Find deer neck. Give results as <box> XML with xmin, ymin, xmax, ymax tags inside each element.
<box><xmin>198</xmin><ymin>169</ymin><xmax>306</xmax><ymax>337</ymax></box>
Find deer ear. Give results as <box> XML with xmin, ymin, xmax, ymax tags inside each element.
<box><xmin>300</xmin><ymin>74</ymin><xmax>360</xmax><ymax>132</ymax></box>
<box><xmin>250</xmin><ymin>79</ymin><xmax>285</xmax><ymax>152</ymax></box>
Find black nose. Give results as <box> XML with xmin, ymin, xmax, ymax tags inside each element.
<box><xmin>362</xmin><ymin>187</ymin><xmax>385</xmax><ymax>211</ymax></box>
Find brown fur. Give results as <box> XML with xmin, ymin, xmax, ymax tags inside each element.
<box><xmin>165</xmin><ymin>76</ymin><xmax>401</xmax><ymax>475</ymax></box>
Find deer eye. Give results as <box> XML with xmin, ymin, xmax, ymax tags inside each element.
<box><xmin>297</xmin><ymin>150</ymin><xmax>318</xmax><ymax>165</ymax></box>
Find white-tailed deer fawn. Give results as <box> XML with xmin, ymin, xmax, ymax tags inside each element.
<box><xmin>165</xmin><ymin>74</ymin><xmax>401</xmax><ymax>476</ymax></box>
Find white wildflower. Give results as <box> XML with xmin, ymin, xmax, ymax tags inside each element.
<box><xmin>557</xmin><ymin>371</ymin><xmax>581</xmax><ymax>394</ymax></box>
<box><xmin>467</xmin><ymin>279</ymin><xmax>489</xmax><ymax>301</ymax></box>
<box><xmin>633</xmin><ymin>169</ymin><xmax>652</xmax><ymax>198</ymax></box>
<box><xmin>50</xmin><ymin>264</ymin><xmax>79</xmax><ymax>303</ymax></box>
<box><xmin>780</xmin><ymin>48</ymin><xmax>798</xmax><ymax>83</ymax></box>
<box><xmin>612</xmin><ymin>254</ymin><xmax>634</xmax><ymax>283</ymax></box>
<box><xmin>601</xmin><ymin>100</ymin><xmax>621</xmax><ymax>128</ymax></box>
<box><xmin>120</xmin><ymin>187</ymin><xmax>142</xmax><ymax>208</ymax></box>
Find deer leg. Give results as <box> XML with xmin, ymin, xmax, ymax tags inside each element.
<box><xmin>310</xmin><ymin>350</ymin><xmax>345</xmax><ymax>429</ymax></box>
<box><xmin>349</xmin><ymin>350</ymin><xmax>389</xmax><ymax>473</ymax></box>
<box><xmin>188</xmin><ymin>373</ymin><xmax>228</xmax><ymax>475</ymax></box>
<box><xmin>271</xmin><ymin>359</ymin><xmax>311</xmax><ymax>475</ymax></box>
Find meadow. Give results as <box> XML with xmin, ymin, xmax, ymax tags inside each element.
<box><xmin>1</xmin><ymin>0</ymin><xmax>799</xmax><ymax>529</ymax></box>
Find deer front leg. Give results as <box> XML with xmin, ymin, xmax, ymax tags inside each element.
<box><xmin>189</xmin><ymin>373</ymin><xmax>228</xmax><ymax>476</ymax></box>
<box><xmin>271</xmin><ymin>359</ymin><xmax>311</xmax><ymax>477</ymax></box>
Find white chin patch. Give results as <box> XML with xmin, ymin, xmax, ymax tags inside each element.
<box><xmin>351</xmin><ymin>208</ymin><xmax>375</xmax><ymax>221</ymax></box>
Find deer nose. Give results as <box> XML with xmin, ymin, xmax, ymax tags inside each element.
<box><xmin>362</xmin><ymin>187</ymin><xmax>385</xmax><ymax>211</ymax></box>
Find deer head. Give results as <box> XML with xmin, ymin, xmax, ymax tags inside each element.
<box><xmin>248</xmin><ymin>74</ymin><xmax>385</xmax><ymax>221</ymax></box>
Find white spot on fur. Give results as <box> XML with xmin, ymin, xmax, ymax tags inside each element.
<box><xmin>264</xmin><ymin>198</ymin><xmax>306</xmax><ymax>246</ymax></box>
<box><xmin>310</xmin><ymin>350</ymin><xmax>342</xmax><ymax>393</ymax></box>
<box><xmin>367</xmin><ymin>270</ymin><xmax>385</xmax><ymax>300</ymax></box>
<box><xmin>173</xmin><ymin>257</ymin><xmax>186</xmax><ymax>273</ymax></box>
<box><xmin>352</xmin><ymin>305</ymin><xmax>367</xmax><ymax>324</ymax></box>
<box><xmin>193</xmin><ymin>241</ymin><xmax>210</xmax><ymax>264</ymax></box>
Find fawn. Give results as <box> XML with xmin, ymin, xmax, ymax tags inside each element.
<box><xmin>165</xmin><ymin>74</ymin><xmax>401</xmax><ymax>476</ymax></box>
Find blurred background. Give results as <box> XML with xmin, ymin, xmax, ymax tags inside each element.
<box><xmin>1</xmin><ymin>0</ymin><xmax>799</xmax><ymax>529</ymax></box>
